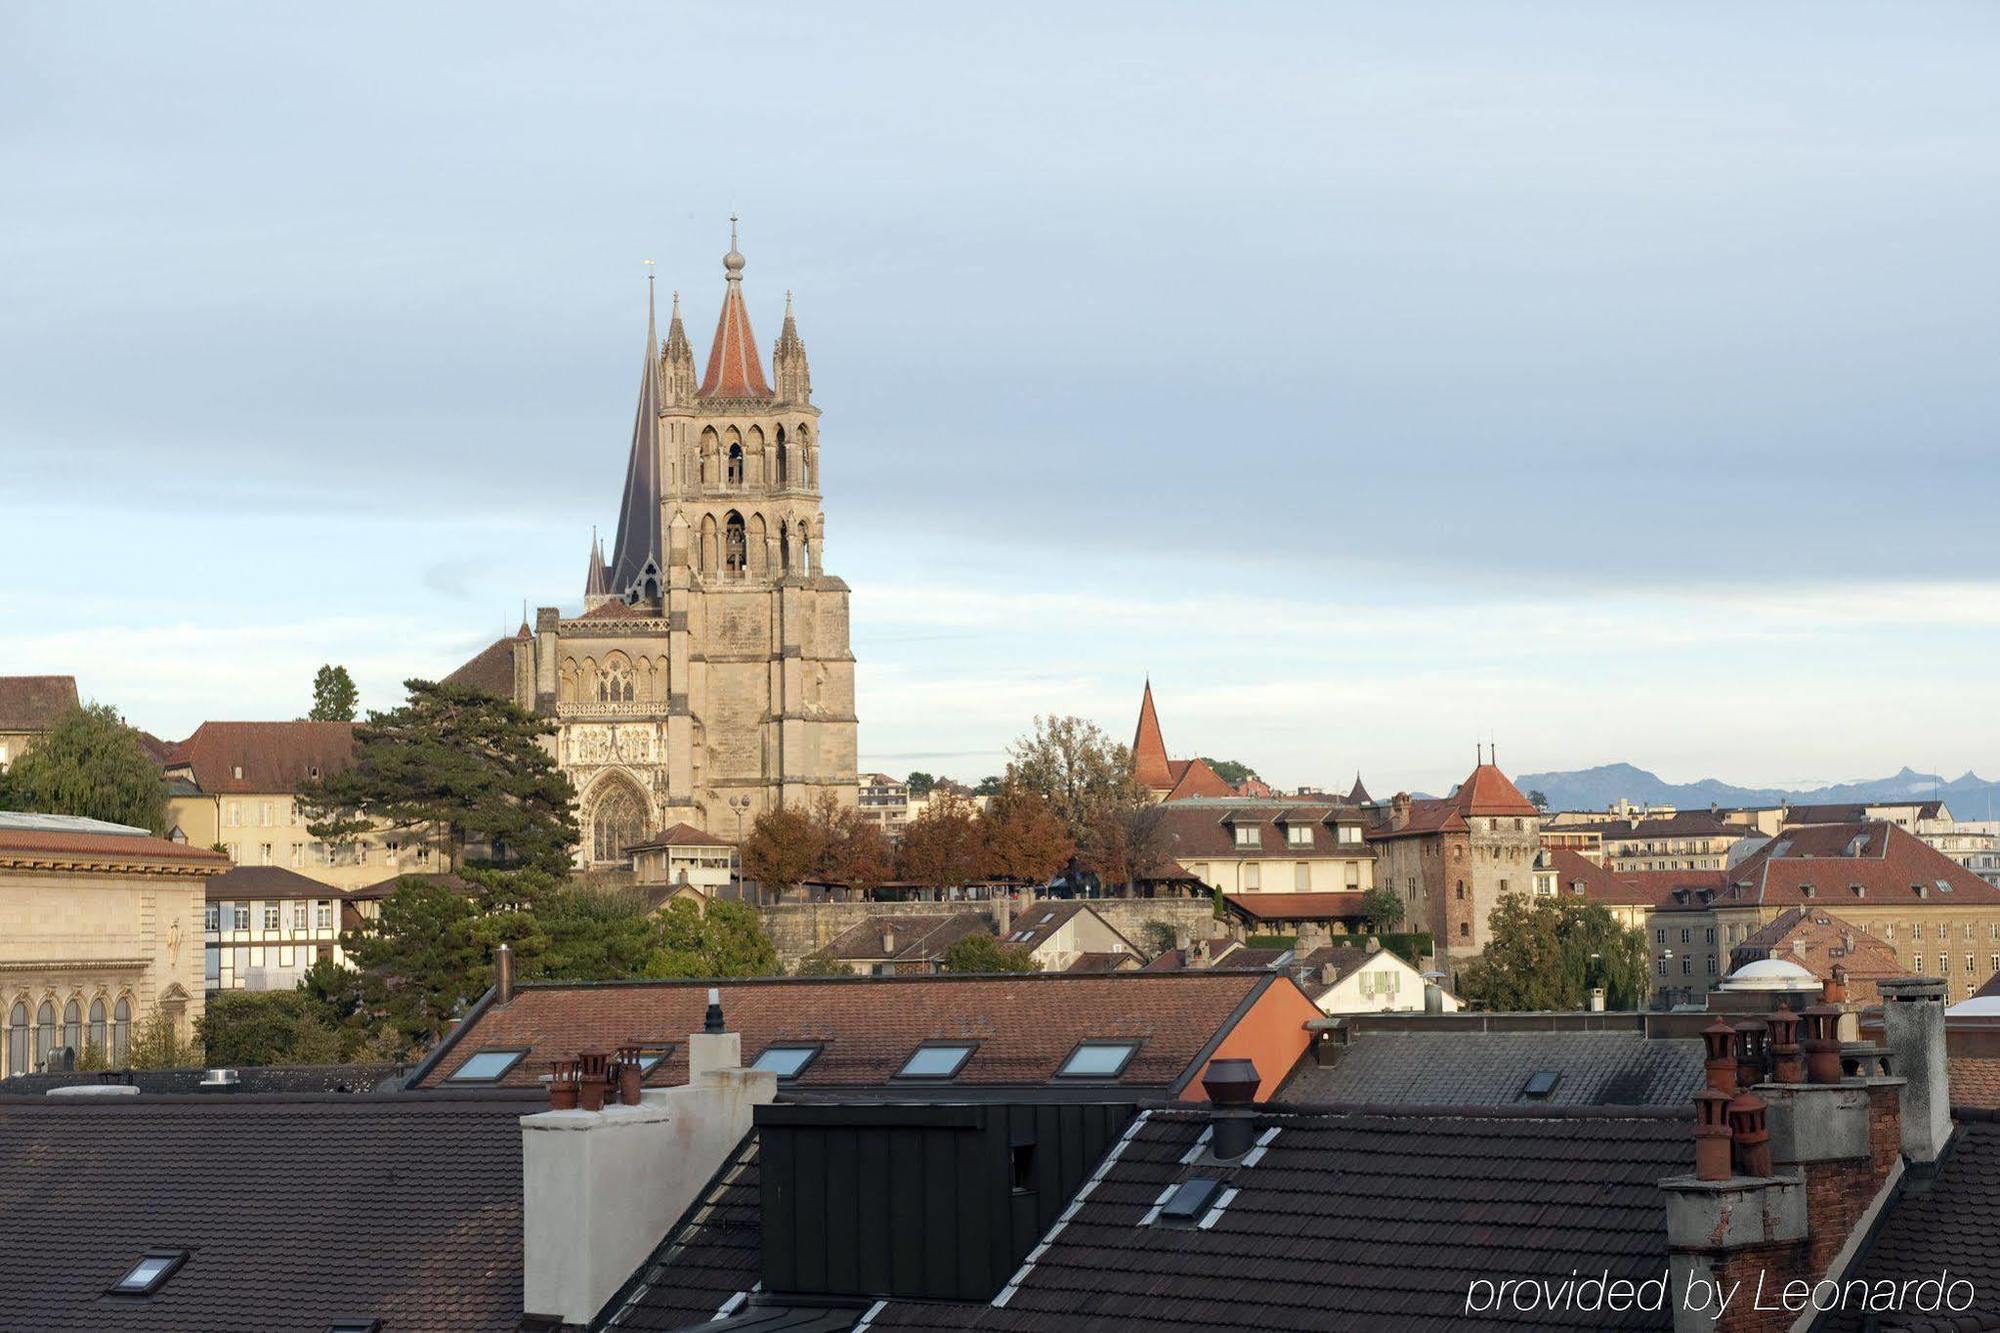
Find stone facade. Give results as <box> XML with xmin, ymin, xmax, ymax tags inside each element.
<box><xmin>460</xmin><ymin>234</ymin><xmax>859</xmax><ymax>866</ymax></box>
<box><xmin>0</xmin><ymin>827</ymin><xmax>225</xmax><ymax>1072</ymax></box>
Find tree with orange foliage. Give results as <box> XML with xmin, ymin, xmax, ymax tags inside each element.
<box><xmin>980</xmin><ymin>780</ymin><xmax>1074</xmax><ymax>884</ymax></box>
<box><xmin>809</xmin><ymin>791</ymin><xmax>894</xmax><ymax>893</ymax></box>
<box><xmin>896</xmin><ymin>791</ymin><xmax>985</xmax><ymax>889</ymax></box>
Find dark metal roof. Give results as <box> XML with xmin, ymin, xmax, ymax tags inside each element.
<box><xmin>0</xmin><ymin>1091</ymin><xmax>538</xmax><ymax>1331</ymax></box>
<box><xmin>609</xmin><ymin>283</ymin><xmax>664</xmax><ymax>598</ymax></box>
<box><xmin>1280</xmin><ymin>1032</ymin><xmax>1706</xmax><ymax>1108</ymax></box>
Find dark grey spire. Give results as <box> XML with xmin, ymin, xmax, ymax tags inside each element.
<box><xmin>607</xmin><ymin>277</ymin><xmax>664</xmax><ymax>600</ymax></box>
<box><xmin>584</xmin><ymin>529</ymin><xmax>608</xmax><ymax>598</ymax></box>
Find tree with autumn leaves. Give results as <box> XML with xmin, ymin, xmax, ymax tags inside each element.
<box><xmin>1005</xmin><ymin>715</ymin><xmax>1163</xmax><ymax>887</ymax></box>
<box><xmin>742</xmin><ymin>792</ymin><xmax>896</xmax><ymax>895</ymax></box>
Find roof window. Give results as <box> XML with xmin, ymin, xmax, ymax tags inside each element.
<box><xmin>1056</xmin><ymin>1040</ymin><xmax>1140</xmax><ymax>1079</ymax></box>
<box><xmin>1520</xmin><ymin>1070</ymin><xmax>1561</xmax><ymax>1100</ymax></box>
<box><xmin>751</xmin><ymin>1044</ymin><xmax>821</xmax><ymax>1079</ymax></box>
<box><xmin>108</xmin><ymin>1251</ymin><xmax>187</xmax><ymax>1298</ymax></box>
<box><xmin>1037</xmin><ymin>912</ymin><xmax>1055</xmax><ymax>925</ymax></box>
<box><xmin>631</xmin><ymin>1044</ymin><xmax>676</xmax><ymax>1074</ymax></box>
<box><xmin>1158</xmin><ymin>1176</ymin><xmax>1221</xmax><ymax>1221</ymax></box>
<box><xmin>896</xmin><ymin>1042</ymin><xmax>976</xmax><ymax>1079</ymax></box>
<box><xmin>327</xmin><ymin>1322</ymin><xmax>383</xmax><ymax>1333</ymax></box>
<box><xmin>1938</xmin><ymin>879</ymin><xmax>1954</xmax><ymax>894</ymax></box>
<box><xmin>446</xmin><ymin>1048</ymin><xmax>527</xmax><ymax>1082</ymax></box>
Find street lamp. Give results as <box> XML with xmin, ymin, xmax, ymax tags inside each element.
<box><xmin>728</xmin><ymin>796</ymin><xmax>753</xmax><ymax>901</ymax></box>
<box><xmin>1657</xmin><ymin>948</ymin><xmax>1675</xmax><ymax>1011</ymax></box>
<box><xmin>1587</xmin><ymin>950</ymin><xmax>1605</xmax><ymax>1012</ymax></box>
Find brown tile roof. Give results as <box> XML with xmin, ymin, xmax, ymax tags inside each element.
<box><xmin>1562</xmin><ymin>811</ymin><xmax>1763</xmax><ymax>841</ymax></box>
<box><xmin>1224</xmin><ymin>890</ymin><xmax>1371</xmax><ymax>923</ymax></box>
<box><xmin>631</xmin><ymin>822</ymin><xmax>732</xmax><ymax>849</ymax></box>
<box><xmin>162</xmin><ymin>721</ymin><xmax>357</xmax><ymax>795</ymax></box>
<box><xmin>1371</xmin><ymin>763</ymin><xmax>1540</xmax><ymax>841</ymax></box>
<box><xmin>1131</xmin><ymin>681</ymin><xmax>1172</xmax><ymax>792</ymax></box>
<box><xmin>441</xmin><ymin>636</ymin><xmax>517</xmax><ymax>697</ymax></box>
<box><xmin>697</xmin><ymin>255</ymin><xmax>774</xmax><ymax>399</ymax></box>
<box><xmin>1162</xmin><ymin>757</ymin><xmax>1234</xmax><ymax>800</ymax></box>
<box><xmin>1787</xmin><ymin>800</ymin><xmax>1945</xmax><ymax>824</ymax></box>
<box><xmin>1004</xmin><ymin>902</ymin><xmax>1137</xmax><ymax>958</ymax></box>
<box><xmin>1949</xmin><ymin>1058</ymin><xmax>2000</xmax><ymax>1109</ymax></box>
<box><xmin>1287</xmin><ymin>943</ymin><xmax>1383</xmax><ymax>996</ymax></box>
<box><xmin>1147</xmin><ymin>802</ymin><xmax>1372</xmax><ymax>859</ymax></box>
<box><xmin>1547</xmin><ymin>849</ymin><xmax>1684</xmax><ymax>907</ymax></box>
<box><xmin>1139</xmin><ymin>939</ymin><xmax>1280</xmax><ymax>972</ymax></box>
<box><xmin>0</xmin><ymin>1091</ymin><xmax>536</xmax><ymax>1332</ymax></box>
<box><xmin>0</xmin><ymin>829</ymin><xmax>227</xmax><ymax>868</ymax></box>
<box><xmin>1721</xmin><ymin>821</ymin><xmax>2000</xmax><ymax>907</ymax></box>
<box><xmin>1727</xmin><ymin>907</ymin><xmax>1907</xmax><ymax>1001</ymax></box>
<box><xmin>817</xmin><ymin>912</ymin><xmax>992</xmax><ymax>964</ymax></box>
<box><xmin>1613</xmin><ymin>868</ymin><xmax>1730</xmax><ymax>900</ymax></box>
<box><xmin>205</xmin><ymin>864</ymin><xmax>343</xmax><ymax>901</ymax></box>
<box><xmin>0</xmin><ymin>674</ymin><xmax>77</xmax><ymax>731</ymax></box>
<box><xmin>415</xmin><ymin>972</ymin><xmax>1276</xmax><ymax>1093</ymax></box>
<box><xmin>1452</xmin><ymin>762</ymin><xmax>1540</xmax><ymax>817</ymax></box>
<box><xmin>1064</xmin><ymin>951</ymin><xmax>1136</xmax><ymax>973</ymax></box>
<box><xmin>577</xmin><ymin>597</ymin><xmax>649</xmax><ymax>620</ymax></box>
<box><xmin>1369</xmin><ymin>795</ymin><xmax>1468</xmax><ymax>838</ymax></box>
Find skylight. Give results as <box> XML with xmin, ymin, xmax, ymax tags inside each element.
<box><xmin>109</xmin><ymin>1251</ymin><xmax>186</xmax><ymax>1297</ymax></box>
<box><xmin>632</xmin><ymin>1045</ymin><xmax>675</xmax><ymax>1073</ymax></box>
<box><xmin>447</xmin><ymin>1049</ymin><xmax>527</xmax><ymax>1082</ymax></box>
<box><xmin>1056</xmin><ymin>1040</ymin><xmax>1139</xmax><ymax>1079</ymax></box>
<box><xmin>326</xmin><ymin>1322</ymin><xmax>383</xmax><ymax>1333</ymax></box>
<box><xmin>751</xmin><ymin>1044</ymin><xmax>820</xmax><ymax>1079</ymax></box>
<box><xmin>896</xmin><ymin>1042</ymin><xmax>976</xmax><ymax>1079</ymax></box>
<box><xmin>1520</xmin><ymin>1070</ymin><xmax>1561</xmax><ymax>1099</ymax></box>
<box><xmin>1159</xmin><ymin>1176</ymin><xmax>1221</xmax><ymax>1221</ymax></box>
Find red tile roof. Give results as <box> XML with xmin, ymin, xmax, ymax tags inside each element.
<box><xmin>1728</xmin><ymin>906</ymin><xmax>1907</xmax><ymax>1002</ymax></box>
<box><xmin>205</xmin><ymin>864</ymin><xmax>343</xmax><ymax>900</ymax></box>
<box><xmin>1148</xmin><ymin>802</ymin><xmax>1372</xmax><ymax>860</ymax></box>
<box><xmin>0</xmin><ymin>675</ymin><xmax>77</xmax><ymax>732</ymax></box>
<box><xmin>1721</xmin><ymin>821</ymin><xmax>2000</xmax><ymax>907</ymax></box>
<box><xmin>163</xmin><ymin>721</ymin><xmax>358</xmax><ymax>795</ymax></box>
<box><xmin>697</xmin><ymin>254</ymin><xmax>774</xmax><ymax>399</ymax></box>
<box><xmin>441</xmin><ymin>636</ymin><xmax>517</xmax><ymax>697</ymax></box>
<box><xmin>1131</xmin><ymin>681</ymin><xmax>1172</xmax><ymax>792</ymax></box>
<box><xmin>1163</xmin><ymin>757</ymin><xmax>1235</xmax><ymax>800</ymax></box>
<box><xmin>414</xmin><ymin>971</ymin><xmax>1276</xmax><ymax>1092</ymax></box>
<box><xmin>0</xmin><ymin>829</ymin><xmax>228</xmax><ymax>868</ymax></box>
<box><xmin>1547</xmin><ymin>849</ymin><xmax>1672</xmax><ymax>906</ymax></box>
<box><xmin>577</xmin><ymin>598</ymin><xmax>648</xmax><ymax>620</ymax></box>
<box><xmin>632</xmin><ymin>822</ymin><xmax>732</xmax><ymax>849</ymax></box>
<box><xmin>1224</xmin><ymin>891</ymin><xmax>1371</xmax><ymax>923</ymax></box>
<box><xmin>1451</xmin><ymin>763</ymin><xmax>1540</xmax><ymax>817</ymax></box>
<box><xmin>1949</xmin><ymin>1057</ymin><xmax>2000</xmax><ymax>1109</ymax></box>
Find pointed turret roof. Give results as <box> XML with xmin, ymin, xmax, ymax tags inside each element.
<box><xmin>1132</xmin><ymin>680</ymin><xmax>1173</xmax><ymax>793</ymax></box>
<box><xmin>1452</xmin><ymin>763</ymin><xmax>1539</xmax><ymax>817</ymax></box>
<box><xmin>698</xmin><ymin>219</ymin><xmax>774</xmax><ymax>400</ymax></box>
<box><xmin>584</xmin><ymin>534</ymin><xmax>608</xmax><ymax>598</ymax></box>
<box><xmin>1348</xmin><ymin>773</ymin><xmax>1372</xmax><ymax>805</ymax></box>
<box><xmin>607</xmin><ymin>279</ymin><xmax>664</xmax><ymax>597</ymax></box>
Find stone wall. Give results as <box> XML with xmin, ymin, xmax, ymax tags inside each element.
<box><xmin>759</xmin><ymin>896</ymin><xmax>1218</xmax><ymax>968</ymax></box>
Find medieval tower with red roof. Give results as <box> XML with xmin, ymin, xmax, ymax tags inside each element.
<box><xmin>449</xmin><ymin>224</ymin><xmax>858</xmax><ymax>865</ymax></box>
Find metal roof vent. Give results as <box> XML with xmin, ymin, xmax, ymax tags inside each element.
<box><xmin>198</xmin><ymin>1068</ymin><xmax>242</xmax><ymax>1092</ymax></box>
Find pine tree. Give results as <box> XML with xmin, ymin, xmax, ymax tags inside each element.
<box><xmin>298</xmin><ymin>679</ymin><xmax>578</xmax><ymax>874</ymax></box>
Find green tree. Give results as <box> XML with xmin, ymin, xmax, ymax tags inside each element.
<box><xmin>1200</xmin><ymin>758</ymin><xmax>1259</xmax><ymax>787</ymax></box>
<box><xmin>0</xmin><ymin>703</ymin><xmax>169</xmax><ymax>832</ymax></box>
<box><xmin>1528</xmin><ymin>789</ymin><xmax>1550</xmax><ymax>812</ymax></box>
<box><xmin>338</xmin><ymin>876</ymin><xmax>500</xmax><ymax>1054</ymax></box>
<box><xmin>1359</xmin><ymin>885</ymin><xmax>1405</xmax><ymax>931</ymax></box>
<box><xmin>125</xmin><ymin>1011</ymin><xmax>203</xmax><ymax>1069</ymax></box>
<box><xmin>973</xmin><ymin>775</ymin><xmax>1002</xmax><ymax>796</ymax></box>
<box><xmin>905</xmin><ymin>771</ymin><xmax>936</xmax><ymax>797</ymax></box>
<box><xmin>1140</xmin><ymin>919</ymin><xmax>1178</xmax><ymax>959</ymax></box>
<box><xmin>937</xmin><ymin>933</ymin><xmax>1040</xmax><ymax>974</ymax></box>
<box><xmin>529</xmin><ymin>885</ymin><xmax>665</xmax><ymax>981</ymax></box>
<box><xmin>1459</xmin><ymin>896</ymin><xmax>1650</xmax><ymax>1012</ymax></box>
<box><xmin>309</xmin><ymin>664</ymin><xmax>360</xmax><ymax>722</ymax></box>
<box><xmin>652</xmin><ymin>898</ymin><xmax>782</xmax><ymax>978</ymax></box>
<box><xmin>298</xmin><ymin>679</ymin><xmax>578</xmax><ymax>874</ymax></box>
<box><xmin>199</xmin><ymin>990</ymin><xmax>351</xmax><ymax>1066</ymax></box>
<box><xmin>1006</xmin><ymin>715</ymin><xmax>1145</xmax><ymax>839</ymax></box>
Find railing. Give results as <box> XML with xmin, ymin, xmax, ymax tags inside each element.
<box><xmin>554</xmin><ymin>701</ymin><xmax>673</xmax><ymax>720</ymax></box>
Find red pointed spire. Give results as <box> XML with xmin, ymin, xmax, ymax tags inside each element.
<box><xmin>698</xmin><ymin>215</ymin><xmax>774</xmax><ymax>400</ymax></box>
<box><xmin>1132</xmin><ymin>679</ymin><xmax>1173</xmax><ymax>793</ymax></box>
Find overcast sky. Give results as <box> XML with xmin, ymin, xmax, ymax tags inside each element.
<box><xmin>5</xmin><ymin>2</ymin><xmax>1999</xmax><ymax>796</ymax></box>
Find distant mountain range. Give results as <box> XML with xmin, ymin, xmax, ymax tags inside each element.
<box><xmin>1514</xmin><ymin>763</ymin><xmax>2000</xmax><ymax>820</ymax></box>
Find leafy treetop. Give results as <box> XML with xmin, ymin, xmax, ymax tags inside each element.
<box><xmin>0</xmin><ymin>703</ymin><xmax>169</xmax><ymax>833</ymax></box>
<box><xmin>309</xmin><ymin>664</ymin><xmax>360</xmax><ymax>722</ymax></box>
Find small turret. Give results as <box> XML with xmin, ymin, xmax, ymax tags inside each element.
<box><xmin>583</xmin><ymin>534</ymin><xmax>611</xmax><ymax>609</ymax></box>
<box><xmin>661</xmin><ymin>290</ymin><xmax>697</xmax><ymax>406</ymax></box>
<box><xmin>773</xmin><ymin>290</ymin><xmax>812</xmax><ymax>404</ymax></box>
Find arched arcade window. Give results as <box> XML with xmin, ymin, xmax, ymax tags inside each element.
<box><xmin>727</xmin><ymin>443</ymin><xmax>744</xmax><ymax>486</ymax></box>
<box><xmin>62</xmin><ymin>998</ymin><xmax>80</xmax><ymax>1058</ymax></box>
<box><xmin>35</xmin><ymin>1001</ymin><xmax>54</xmax><ymax>1069</ymax></box>
<box><xmin>113</xmin><ymin>997</ymin><xmax>131</xmax><ymax>1065</ymax></box>
<box><xmin>5</xmin><ymin>1002</ymin><xmax>26</xmax><ymax>1077</ymax></box>
<box><xmin>89</xmin><ymin>998</ymin><xmax>106</xmax><ymax>1057</ymax></box>
<box><xmin>724</xmin><ymin>512</ymin><xmax>747</xmax><ymax>575</ymax></box>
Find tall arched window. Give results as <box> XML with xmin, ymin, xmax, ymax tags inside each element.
<box><xmin>724</xmin><ymin>512</ymin><xmax>747</xmax><ymax>575</ymax></box>
<box><xmin>89</xmin><ymin>998</ymin><xmax>106</xmax><ymax>1058</ymax></box>
<box><xmin>699</xmin><ymin>515</ymin><xmax>718</xmax><ymax>575</ymax></box>
<box><xmin>591</xmin><ymin>785</ymin><xmax>647</xmax><ymax>864</ymax></box>
<box><xmin>35</xmin><ymin>1001</ymin><xmax>54</xmax><ymax>1069</ymax></box>
<box><xmin>778</xmin><ymin>522</ymin><xmax>792</xmax><ymax>574</ymax></box>
<box><xmin>727</xmin><ymin>443</ymin><xmax>744</xmax><ymax>485</ymax></box>
<box><xmin>112</xmin><ymin>997</ymin><xmax>131</xmax><ymax>1065</ymax></box>
<box><xmin>6</xmin><ymin>1002</ymin><xmax>26</xmax><ymax>1077</ymax></box>
<box><xmin>62</xmin><ymin>999</ymin><xmax>80</xmax><ymax>1058</ymax></box>
<box><xmin>775</xmin><ymin>443</ymin><xmax>789</xmax><ymax>488</ymax></box>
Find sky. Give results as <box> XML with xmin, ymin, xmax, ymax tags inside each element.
<box><xmin>4</xmin><ymin>2</ymin><xmax>2000</xmax><ymax>797</ymax></box>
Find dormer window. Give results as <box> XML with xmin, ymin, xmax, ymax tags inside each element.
<box><xmin>1286</xmin><ymin>825</ymin><xmax>1312</xmax><ymax>847</ymax></box>
<box><xmin>1233</xmin><ymin>825</ymin><xmax>1260</xmax><ymax>848</ymax></box>
<box><xmin>232</xmin><ymin>765</ymin><xmax>244</xmax><ymax>780</ymax></box>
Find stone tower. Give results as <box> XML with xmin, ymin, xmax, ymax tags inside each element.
<box><xmin>461</xmin><ymin>228</ymin><xmax>859</xmax><ymax>865</ymax></box>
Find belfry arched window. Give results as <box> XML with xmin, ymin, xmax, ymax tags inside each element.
<box><xmin>779</xmin><ymin>522</ymin><xmax>792</xmax><ymax>574</ymax></box>
<box><xmin>724</xmin><ymin>512</ymin><xmax>747</xmax><ymax>575</ymax></box>
<box><xmin>727</xmin><ymin>443</ymin><xmax>744</xmax><ymax>486</ymax></box>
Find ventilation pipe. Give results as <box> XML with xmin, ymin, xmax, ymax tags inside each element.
<box><xmin>494</xmin><ymin>942</ymin><xmax>516</xmax><ymax>1004</ymax></box>
<box><xmin>1201</xmin><ymin>1057</ymin><xmax>1260</xmax><ymax>1160</ymax></box>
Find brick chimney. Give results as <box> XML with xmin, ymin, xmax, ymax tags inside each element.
<box><xmin>993</xmin><ymin>891</ymin><xmax>1012</xmax><ymax>937</ymax></box>
<box><xmin>521</xmin><ymin>989</ymin><xmax>778</xmax><ymax>1328</ymax></box>
<box><xmin>1659</xmin><ymin>991</ymin><xmax>1912</xmax><ymax>1332</ymax></box>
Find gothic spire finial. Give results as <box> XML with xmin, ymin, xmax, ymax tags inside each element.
<box><xmin>723</xmin><ymin>214</ymin><xmax>745</xmax><ymax>279</ymax></box>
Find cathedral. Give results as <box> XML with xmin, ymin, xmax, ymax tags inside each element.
<box><xmin>447</xmin><ymin>229</ymin><xmax>859</xmax><ymax>865</ymax></box>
